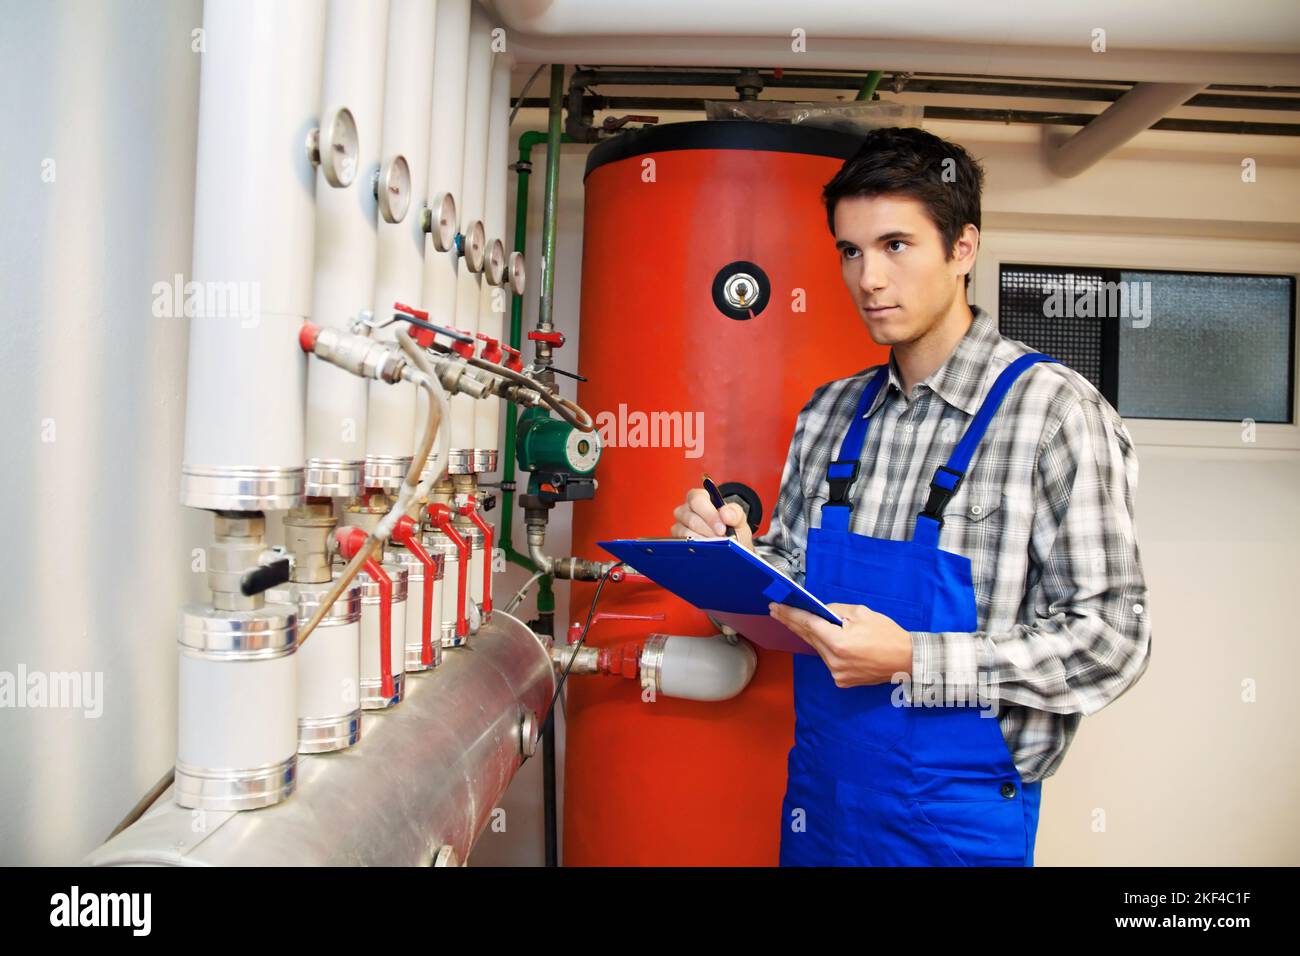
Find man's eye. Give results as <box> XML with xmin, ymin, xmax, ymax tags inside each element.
<box><xmin>841</xmin><ymin>247</ymin><xmax>861</xmax><ymax>260</ymax></box>
<box><xmin>886</xmin><ymin>240</ymin><xmax>907</xmax><ymax>253</ymax></box>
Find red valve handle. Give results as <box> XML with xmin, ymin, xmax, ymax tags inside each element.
<box><xmin>336</xmin><ymin>528</ymin><xmax>395</xmax><ymax>699</ymax></box>
<box><xmin>502</xmin><ymin>346</ymin><xmax>523</xmax><ymax>372</ymax></box>
<box><xmin>450</xmin><ymin>331</ymin><xmax>476</xmax><ymax>359</ymax></box>
<box><xmin>394</xmin><ymin>301</ymin><xmax>436</xmax><ymax>347</ymax></box>
<box><xmin>474</xmin><ymin>333</ymin><xmax>504</xmax><ymax>364</ymax></box>
<box><xmin>427</xmin><ymin>504</ymin><xmax>471</xmax><ymax>639</ymax></box>
<box><xmin>462</xmin><ymin>496</ymin><xmax>494</xmax><ymax>618</ymax></box>
<box><xmin>527</xmin><ymin>329</ymin><xmax>565</xmax><ymax>347</ymax></box>
<box><xmin>393</xmin><ymin>516</ymin><xmax>438</xmax><ymax>667</ymax></box>
<box><xmin>566</xmin><ymin>611</ymin><xmax>666</xmax><ymax>645</ymax></box>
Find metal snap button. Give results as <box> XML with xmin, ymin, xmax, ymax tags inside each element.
<box><xmin>1133</xmin><ymin>603</ymin><xmax>1144</xmax><ymax>615</ymax></box>
<box><xmin>1000</xmin><ymin>782</ymin><xmax>1017</xmax><ymax>799</ymax></box>
<box><xmin>970</xmin><ymin>504</ymin><xmax>983</xmax><ymax>516</ymax></box>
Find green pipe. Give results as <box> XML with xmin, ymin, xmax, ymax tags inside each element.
<box><xmin>498</xmin><ymin>81</ymin><xmax>575</xmax><ymax>616</ymax></box>
<box><xmin>856</xmin><ymin>70</ymin><xmax>883</xmax><ymax>101</ymax></box>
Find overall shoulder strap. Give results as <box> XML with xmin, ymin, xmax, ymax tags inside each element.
<box><xmin>913</xmin><ymin>352</ymin><xmax>1059</xmax><ymax>548</ymax></box>
<box><xmin>821</xmin><ymin>366</ymin><xmax>889</xmax><ymax>533</ymax></box>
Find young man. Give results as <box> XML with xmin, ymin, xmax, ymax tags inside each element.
<box><xmin>670</xmin><ymin>126</ymin><xmax>1152</xmax><ymax>866</ymax></box>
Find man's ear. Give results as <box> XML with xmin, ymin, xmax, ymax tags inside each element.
<box><xmin>953</xmin><ymin>223</ymin><xmax>979</xmax><ymax>283</ymax></box>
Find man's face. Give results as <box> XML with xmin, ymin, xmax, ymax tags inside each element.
<box><xmin>832</xmin><ymin>193</ymin><xmax>973</xmax><ymax>346</ymax></box>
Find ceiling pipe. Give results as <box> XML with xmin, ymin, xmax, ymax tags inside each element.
<box><xmin>486</xmin><ymin>1</ymin><xmax>1300</xmax><ymax>85</ymax></box>
<box><xmin>1045</xmin><ymin>81</ymin><xmax>1206</xmax><ymax>178</ymax></box>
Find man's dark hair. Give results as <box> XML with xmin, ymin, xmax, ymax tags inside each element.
<box><xmin>823</xmin><ymin>127</ymin><xmax>985</xmax><ymax>285</ymax></box>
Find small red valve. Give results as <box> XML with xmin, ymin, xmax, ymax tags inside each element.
<box><xmin>527</xmin><ymin>329</ymin><xmax>565</xmax><ymax>348</ymax></box>
<box><xmin>450</xmin><ymin>332</ymin><xmax>476</xmax><ymax>359</ymax></box>
<box><xmin>608</xmin><ymin>567</ymin><xmax>650</xmax><ymax>584</ymax></box>
<box><xmin>394</xmin><ymin>302</ymin><xmax>435</xmax><ymax>347</ymax></box>
<box><xmin>502</xmin><ymin>346</ymin><xmax>523</xmax><ymax>372</ymax></box>
<box><xmin>475</xmin><ymin>333</ymin><xmax>503</xmax><ymax>365</ymax></box>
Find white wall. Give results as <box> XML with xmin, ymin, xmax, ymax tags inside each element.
<box><xmin>0</xmin><ymin>0</ymin><xmax>207</xmax><ymax>865</ymax></box>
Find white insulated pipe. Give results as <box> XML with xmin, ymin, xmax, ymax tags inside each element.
<box><xmin>366</xmin><ymin>0</ymin><xmax>438</xmax><ymax>489</ymax></box>
<box><xmin>1045</xmin><ymin>82</ymin><xmax>1206</xmax><ymax>178</ymax></box>
<box><xmin>641</xmin><ymin>634</ymin><xmax>758</xmax><ymax>702</ymax></box>
<box><xmin>451</xmin><ymin>4</ymin><xmax>494</xmax><ymax>468</ymax></box>
<box><xmin>305</xmin><ymin>0</ymin><xmax>391</xmax><ymax>497</ymax></box>
<box><xmin>180</xmin><ymin>0</ymin><xmax>327</xmax><ymax>511</ymax></box>
<box><xmin>473</xmin><ymin>51</ymin><xmax>512</xmax><ymax>469</ymax></box>
<box><xmin>417</xmin><ymin>0</ymin><xmax>472</xmax><ymax>474</ymax></box>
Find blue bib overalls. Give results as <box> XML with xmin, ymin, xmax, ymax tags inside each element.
<box><xmin>779</xmin><ymin>353</ymin><xmax>1057</xmax><ymax>866</ymax></box>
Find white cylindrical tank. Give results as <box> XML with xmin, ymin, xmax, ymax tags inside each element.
<box><xmin>420</xmin><ymin>0</ymin><xmax>474</xmax><ymax>476</ymax></box>
<box><xmin>305</xmin><ymin>0</ymin><xmax>391</xmax><ymax>498</ymax></box>
<box><xmin>181</xmin><ymin>0</ymin><xmax>327</xmax><ymax>510</ymax></box>
<box><xmin>366</xmin><ymin>0</ymin><xmax>437</xmax><ymax>490</ymax></box>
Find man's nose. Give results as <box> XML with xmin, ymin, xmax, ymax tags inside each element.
<box><xmin>858</xmin><ymin>252</ymin><xmax>887</xmax><ymax>294</ymax></box>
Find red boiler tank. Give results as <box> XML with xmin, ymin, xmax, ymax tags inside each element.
<box><xmin>567</xmin><ymin>120</ymin><xmax>888</xmax><ymax>865</ymax></box>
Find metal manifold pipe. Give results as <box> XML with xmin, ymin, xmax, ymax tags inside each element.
<box><xmin>86</xmin><ymin>611</ymin><xmax>554</xmax><ymax>867</ymax></box>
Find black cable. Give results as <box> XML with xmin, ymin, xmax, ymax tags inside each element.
<box><xmin>389</xmin><ymin>311</ymin><xmax>474</xmax><ymax>343</ymax></box>
<box><xmin>539</xmin><ymin>560</ymin><xmax>625</xmax><ymax>730</ymax></box>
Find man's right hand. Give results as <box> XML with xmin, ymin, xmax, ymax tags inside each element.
<box><xmin>670</xmin><ymin>488</ymin><xmax>755</xmax><ymax>553</ymax></box>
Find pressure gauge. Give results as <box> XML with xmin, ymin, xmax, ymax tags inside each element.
<box><xmin>307</xmin><ymin>106</ymin><xmax>359</xmax><ymax>188</ymax></box>
<box><xmin>484</xmin><ymin>239</ymin><xmax>507</xmax><ymax>286</ymax></box>
<box><xmin>375</xmin><ymin>154</ymin><xmax>412</xmax><ymax>224</ymax></box>
<box><xmin>423</xmin><ymin>191</ymin><xmax>457</xmax><ymax>252</ymax></box>
<box><xmin>462</xmin><ymin>220</ymin><xmax>486</xmax><ymax>273</ymax></box>
<box><xmin>507</xmin><ymin>251</ymin><xmax>526</xmax><ymax>296</ymax></box>
<box><xmin>564</xmin><ymin>429</ymin><xmax>602</xmax><ymax>473</ymax></box>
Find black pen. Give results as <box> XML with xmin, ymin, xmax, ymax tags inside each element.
<box><xmin>701</xmin><ymin>473</ymin><xmax>736</xmax><ymax>538</ymax></box>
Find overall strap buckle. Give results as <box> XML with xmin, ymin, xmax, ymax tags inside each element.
<box><xmin>920</xmin><ymin>465</ymin><xmax>964</xmax><ymax>529</ymax></box>
<box><xmin>826</xmin><ymin>459</ymin><xmax>860</xmax><ymax>507</ymax></box>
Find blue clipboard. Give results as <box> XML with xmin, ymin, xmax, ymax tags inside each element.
<box><xmin>597</xmin><ymin>537</ymin><xmax>842</xmax><ymax>655</ymax></box>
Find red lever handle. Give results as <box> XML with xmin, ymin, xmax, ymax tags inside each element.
<box><xmin>393</xmin><ymin>516</ymin><xmax>438</xmax><ymax>667</ymax></box>
<box><xmin>474</xmin><ymin>333</ymin><xmax>503</xmax><ymax>365</ymax></box>
<box><xmin>502</xmin><ymin>346</ymin><xmax>523</xmax><ymax>372</ymax></box>
<box><xmin>463</xmin><ymin>496</ymin><xmax>494</xmax><ymax>618</ymax></box>
<box><xmin>427</xmin><ymin>504</ymin><xmax>470</xmax><ymax>639</ymax></box>
<box><xmin>336</xmin><ymin>528</ymin><xmax>394</xmax><ymax>699</ymax></box>
<box><xmin>527</xmin><ymin>329</ymin><xmax>565</xmax><ymax>347</ymax></box>
<box><xmin>394</xmin><ymin>301</ymin><xmax>436</xmax><ymax>348</ymax></box>
<box><xmin>567</xmin><ymin>611</ymin><xmax>665</xmax><ymax>645</ymax></box>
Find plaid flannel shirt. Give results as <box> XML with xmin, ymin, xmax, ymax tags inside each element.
<box><xmin>753</xmin><ymin>305</ymin><xmax>1152</xmax><ymax>782</ymax></box>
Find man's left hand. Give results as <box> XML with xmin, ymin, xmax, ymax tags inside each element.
<box><xmin>769</xmin><ymin>601</ymin><xmax>912</xmax><ymax>687</ymax></box>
